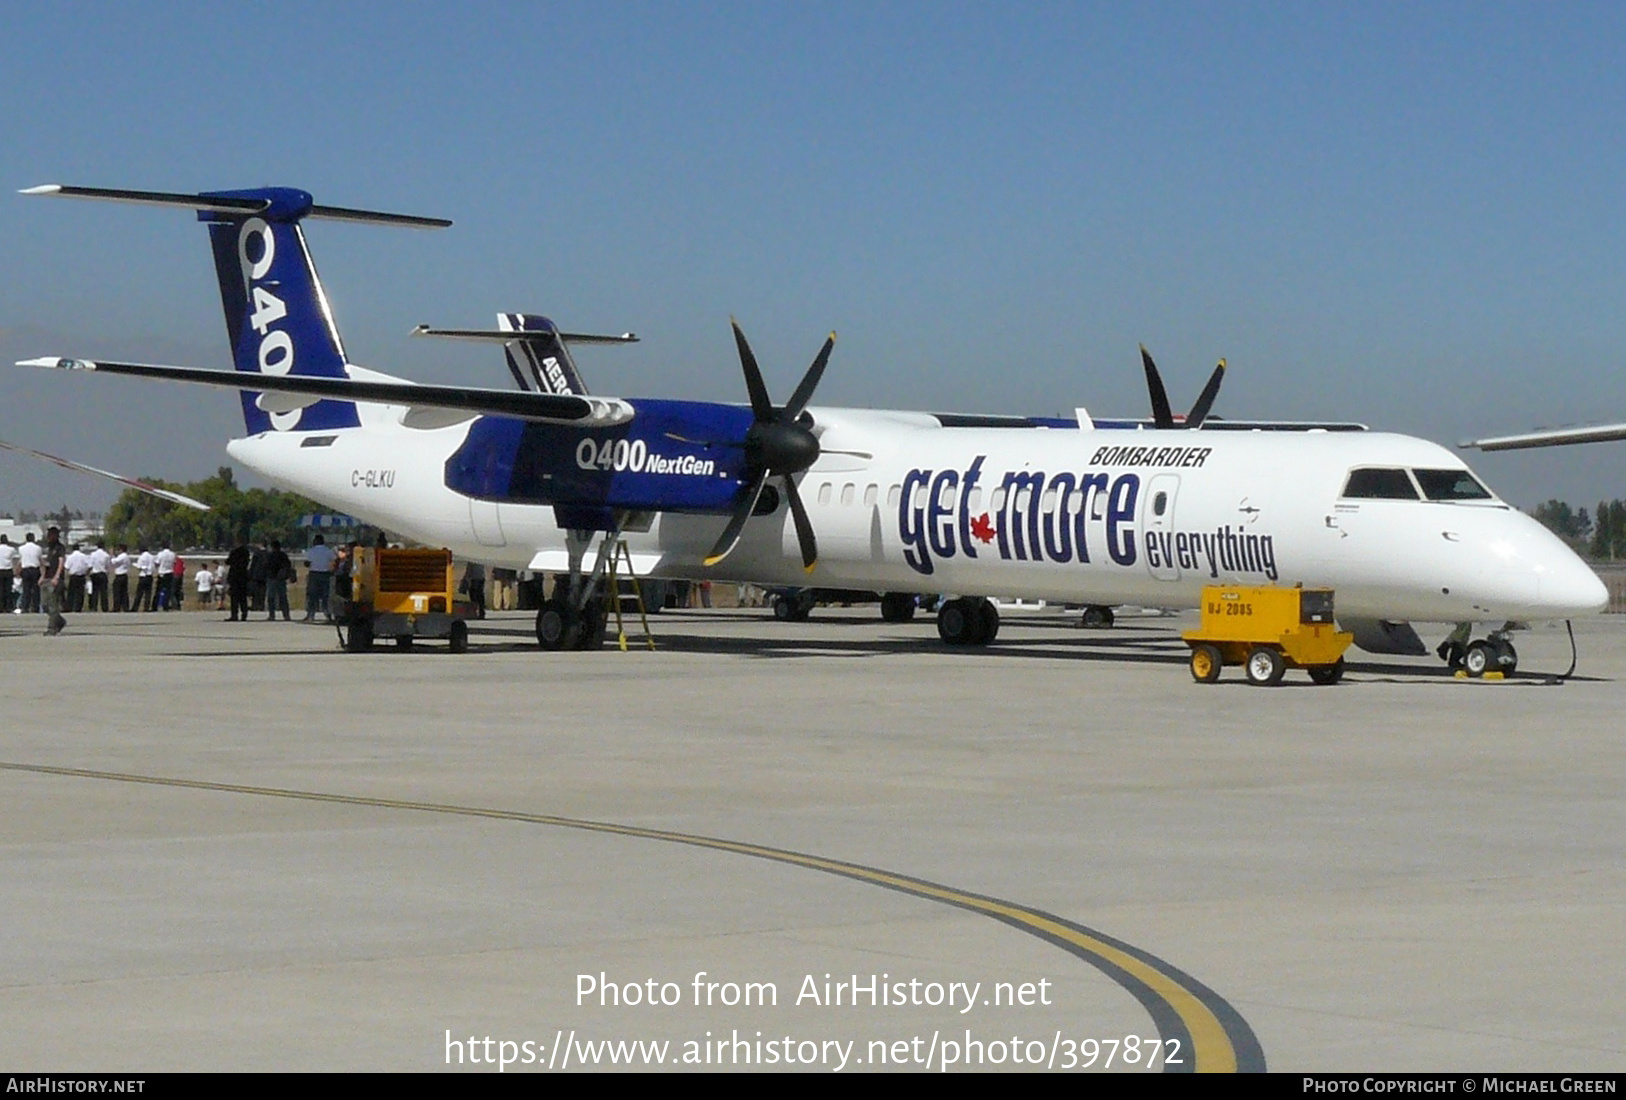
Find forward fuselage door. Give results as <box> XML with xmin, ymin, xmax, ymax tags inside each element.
<box><xmin>1144</xmin><ymin>473</ymin><xmax>1181</xmax><ymax>581</ymax></box>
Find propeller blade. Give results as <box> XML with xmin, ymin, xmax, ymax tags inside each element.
<box><xmin>782</xmin><ymin>475</ymin><xmax>818</xmax><ymax>573</ymax></box>
<box><xmin>664</xmin><ymin>432</ymin><xmax>743</xmax><ymax>448</ymax></box>
<box><xmin>732</xmin><ymin>319</ymin><xmax>775</xmax><ymax>421</ymax></box>
<box><xmin>703</xmin><ymin>469</ymin><xmax>769</xmax><ymax>566</ymax></box>
<box><xmin>780</xmin><ymin>332</ymin><xmax>835</xmax><ymax>423</ymax></box>
<box><xmin>1185</xmin><ymin>358</ymin><xmax>1226</xmax><ymax>429</ymax></box>
<box><xmin>1140</xmin><ymin>344</ymin><xmax>1175</xmax><ymax>430</ymax></box>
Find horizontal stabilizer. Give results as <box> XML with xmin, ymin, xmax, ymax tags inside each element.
<box><xmin>21</xmin><ymin>184</ymin><xmax>451</xmax><ymax>228</ymax></box>
<box><xmin>19</xmin><ymin>357</ymin><xmax>635</xmax><ymax>427</ymax></box>
<box><xmin>413</xmin><ymin>325</ymin><xmax>638</xmax><ymax>345</ymax></box>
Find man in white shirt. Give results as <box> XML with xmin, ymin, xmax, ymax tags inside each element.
<box><xmin>303</xmin><ymin>536</ymin><xmax>336</xmax><ymax>622</ymax></box>
<box><xmin>133</xmin><ymin>547</ymin><xmax>156</xmax><ymax>612</ymax></box>
<box><xmin>65</xmin><ymin>545</ymin><xmax>90</xmax><ymax>613</ymax></box>
<box><xmin>154</xmin><ymin>542</ymin><xmax>177</xmax><ymax>612</ymax></box>
<box><xmin>0</xmin><ymin>535</ymin><xmax>16</xmax><ymax>614</ymax></box>
<box><xmin>88</xmin><ymin>540</ymin><xmax>111</xmax><ymax>612</ymax></box>
<box><xmin>110</xmin><ymin>545</ymin><xmax>131</xmax><ymax>612</ymax></box>
<box><xmin>18</xmin><ymin>533</ymin><xmax>42</xmax><ymax>614</ymax></box>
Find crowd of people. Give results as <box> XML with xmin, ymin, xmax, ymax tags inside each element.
<box><xmin>1</xmin><ymin>530</ymin><xmax>351</xmax><ymax>635</ymax></box>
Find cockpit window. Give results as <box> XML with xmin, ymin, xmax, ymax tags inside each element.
<box><xmin>1341</xmin><ymin>468</ymin><xmax>1419</xmax><ymax>500</ymax></box>
<box><xmin>1412</xmin><ymin>468</ymin><xmax>1493</xmax><ymax>501</ymax></box>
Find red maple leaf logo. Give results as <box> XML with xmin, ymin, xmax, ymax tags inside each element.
<box><xmin>970</xmin><ymin>513</ymin><xmax>997</xmax><ymax>543</ymax></box>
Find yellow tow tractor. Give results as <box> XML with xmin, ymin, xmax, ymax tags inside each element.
<box><xmin>1183</xmin><ymin>585</ymin><xmax>1353</xmax><ymax>686</ymax></box>
<box><xmin>330</xmin><ymin>547</ymin><xmax>477</xmax><ymax>653</ymax></box>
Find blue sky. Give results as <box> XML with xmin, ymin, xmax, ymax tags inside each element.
<box><xmin>4</xmin><ymin>2</ymin><xmax>1626</xmax><ymax>513</ymax></box>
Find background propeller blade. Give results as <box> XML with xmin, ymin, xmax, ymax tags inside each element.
<box><xmin>1185</xmin><ymin>359</ymin><xmax>1226</xmax><ymax>429</ymax></box>
<box><xmin>1140</xmin><ymin>344</ymin><xmax>1176</xmax><ymax>429</ymax></box>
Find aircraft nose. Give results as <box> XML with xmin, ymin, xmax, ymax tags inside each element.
<box><xmin>1538</xmin><ymin>555</ymin><xmax>1609</xmax><ymax>617</ymax></box>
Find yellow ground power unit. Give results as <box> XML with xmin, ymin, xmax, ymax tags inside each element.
<box><xmin>1182</xmin><ymin>585</ymin><xmax>1353</xmax><ymax>686</ymax></box>
<box><xmin>331</xmin><ymin>547</ymin><xmax>476</xmax><ymax>653</ymax></box>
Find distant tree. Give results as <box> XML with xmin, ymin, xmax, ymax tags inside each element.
<box><xmin>1591</xmin><ymin>500</ymin><xmax>1626</xmax><ymax>561</ymax></box>
<box><xmin>103</xmin><ymin>466</ymin><xmax>324</xmax><ymax>551</ymax></box>
<box><xmin>1533</xmin><ymin>500</ymin><xmax>1591</xmax><ymax>541</ymax></box>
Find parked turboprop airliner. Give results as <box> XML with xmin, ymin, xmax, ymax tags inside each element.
<box><xmin>18</xmin><ymin>184</ymin><xmax>1609</xmax><ymax>673</ymax></box>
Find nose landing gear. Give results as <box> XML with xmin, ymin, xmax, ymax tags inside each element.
<box><xmin>1438</xmin><ymin>622</ymin><xmax>1519</xmax><ymax>677</ymax></box>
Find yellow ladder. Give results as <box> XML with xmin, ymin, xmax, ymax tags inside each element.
<box><xmin>603</xmin><ymin>538</ymin><xmax>656</xmax><ymax>651</ymax></box>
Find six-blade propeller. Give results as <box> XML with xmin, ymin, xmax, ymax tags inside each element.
<box><xmin>703</xmin><ymin>320</ymin><xmax>834</xmax><ymax>571</ymax></box>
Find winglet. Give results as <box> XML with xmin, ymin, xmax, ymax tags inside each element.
<box><xmin>18</xmin><ymin>356</ymin><xmax>95</xmax><ymax>371</ymax></box>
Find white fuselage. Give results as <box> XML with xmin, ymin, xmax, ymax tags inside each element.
<box><xmin>227</xmin><ymin>403</ymin><xmax>1608</xmax><ymax>626</ymax></box>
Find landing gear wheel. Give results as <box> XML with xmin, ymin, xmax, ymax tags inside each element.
<box><xmin>1438</xmin><ymin>641</ymin><xmax>1466</xmax><ymax>670</ymax></box>
<box><xmin>937</xmin><ymin>598</ymin><xmax>976</xmax><ymax>646</ymax></box>
<box><xmin>1080</xmin><ymin>605</ymin><xmax>1115</xmax><ymax>629</ymax></box>
<box><xmin>1492</xmin><ymin>638</ymin><xmax>1518</xmax><ymax>676</ymax></box>
<box><xmin>536</xmin><ymin>599</ymin><xmax>580</xmax><ymax>651</ymax></box>
<box><xmin>1463</xmin><ymin>640</ymin><xmax>1495</xmax><ymax>677</ymax></box>
<box><xmin>973</xmin><ymin>598</ymin><xmax>999</xmax><ymax>645</ymax></box>
<box><xmin>395</xmin><ymin>635</ymin><xmax>413</xmax><ymax>649</ymax></box>
<box><xmin>344</xmin><ymin>619</ymin><xmax>373</xmax><ymax>653</ymax></box>
<box><xmin>448</xmin><ymin>620</ymin><xmax>469</xmax><ymax>654</ymax></box>
<box><xmin>1308</xmin><ymin>658</ymin><xmax>1345</xmax><ymax>685</ymax></box>
<box><xmin>1190</xmin><ymin>644</ymin><xmax>1223</xmax><ymax>683</ymax></box>
<box><xmin>880</xmin><ymin>593</ymin><xmax>917</xmax><ymax>623</ymax></box>
<box><xmin>773</xmin><ymin>593</ymin><xmax>814</xmax><ymax>622</ymax></box>
<box><xmin>1245</xmin><ymin>646</ymin><xmax>1287</xmax><ymax>686</ymax></box>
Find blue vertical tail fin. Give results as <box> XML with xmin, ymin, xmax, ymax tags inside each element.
<box><xmin>497</xmin><ymin>313</ymin><xmax>590</xmax><ymax>395</ymax></box>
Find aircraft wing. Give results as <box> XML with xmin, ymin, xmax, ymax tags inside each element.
<box><xmin>1462</xmin><ymin>422</ymin><xmax>1626</xmax><ymax>451</ymax></box>
<box><xmin>0</xmin><ymin>438</ymin><xmax>211</xmax><ymax>510</ymax></box>
<box><xmin>18</xmin><ymin>357</ymin><xmax>635</xmax><ymax>427</ymax></box>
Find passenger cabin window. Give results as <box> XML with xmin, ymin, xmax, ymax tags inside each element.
<box><xmin>863</xmin><ymin>485</ymin><xmax>877</xmax><ymax>508</ymax></box>
<box><xmin>1341</xmin><ymin>468</ymin><xmax>1419</xmax><ymax>500</ymax></box>
<box><xmin>1413</xmin><ymin>469</ymin><xmax>1493</xmax><ymax>502</ymax></box>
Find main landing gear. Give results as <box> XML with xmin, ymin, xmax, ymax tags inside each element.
<box><xmin>536</xmin><ymin>595</ymin><xmax>608</xmax><ymax>651</ymax></box>
<box><xmin>1079</xmin><ymin>604</ymin><xmax>1115</xmax><ymax>629</ymax></box>
<box><xmin>937</xmin><ymin>597</ymin><xmax>999</xmax><ymax>647</ymax></box>
<box><xmin>535</xmin><ymin>525</ymin><xmax>615</xmax><ymax>651</ymax></box>
<box><xmin>1436</xmin><ymin>622</ymin><xmax>1519</xmax><ymax>677</ymax></box>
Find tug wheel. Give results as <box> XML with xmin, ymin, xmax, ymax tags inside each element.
<box><xmin>1190</xmin><ymin>644</ymin><xmax>1223</xmax><ymax>683</ymax></box>
<box><xmin>1244</xmin><ymin>645</ymin><xmax>1287</xmax><ymax>686</ymax></box>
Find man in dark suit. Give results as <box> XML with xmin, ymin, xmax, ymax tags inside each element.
<box><xmin>225</xmin><ymin>537</ymin><xmax>251</xmax><ymax>621</ymax></box>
